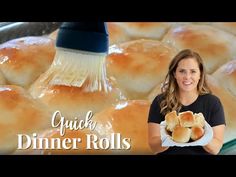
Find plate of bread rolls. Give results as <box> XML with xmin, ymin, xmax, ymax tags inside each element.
<box><xmin>160</xmin><ymin>111</ymin><xmax>213</xmax><ymax>147</ymax></box>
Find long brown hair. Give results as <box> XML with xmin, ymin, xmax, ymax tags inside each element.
<box><xmin>160</xmin><ymin>49</ymin><xmax>211</xmax><ymax>115</ymax></box>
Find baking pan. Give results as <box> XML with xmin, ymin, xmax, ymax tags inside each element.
<box><xmin>0</xmin><ymin>22</ymin><xmax>62</xmax><ymax>44</ymax></box>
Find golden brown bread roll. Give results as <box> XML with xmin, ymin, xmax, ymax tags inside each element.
<box><xmin>212</xmin><ymin>60</ymin><xmax>236</xmax><ymax>97</ymax></box>
<box><xmin>106</xmin><ymin>39</ymin><xmax>177</xmax><ymax>99</ymax></box>
<box><xmin>93</xmin><ymin>100</ymin><xmax>152</xmax><ymax>154</ymax></box>
<box><xmin>194</xmin><ymin>113</ymin><xmax>205</xmax><ymax>127</ymax></box>
<box><xmin>0</xmin><ymin>36</ymin><xmax>55</xmax><ymax>88</ymax></box>
<box><xmin>172</xmin><ymin>126</ymin><xmax>191</xmax><ymax>143</ymax></box>
<box><xmin>48</xmin><ymin>29</ymin><xmax>59</xmax><ymax>40</ymax></box>
<box><xmin>179</xmin><ymin>111</ymin><xmax>195</xmax><ymax>127</ymax></box>
<box><xmin>107</xmin><ymin>23</ymin><xmax>130</xmax><ymax>45</ymax></box>
<box><xmin>147</xmin><ymin>82</ymin><xmax>163</xmax><ymax>101</ymax></box>
<box><xmin>165</xmin><ymin>111</ymin><xmax>179</xmax><ymax>132</ymax></box>
<box><xmin>0</xmin><ymin>70</ymin><xmax>6</xmax><ymax>85</ymax></box>
<box><xmin>207</xmin><ymin>75</ymin><xmax>236</xmax><ymax>142</ymax></box>
<box><xmin>191</xmin><ymin>126</ymin><xmax>204</xmax><ymax>141</ymax></box>
<box><xmin>114</xmin><ymin>22</ymin><xmax>172</xmax><ymax>41</ymax></box>
<box><xmin>162</xmin><ymin>24</ymin><xmax>236</xmax><ymax>74</ymax></box>
<box><xmin>0</xmin><ymin>85</ymin><xmax>51</xmax><ymax>154</ymax></box>
<box><xmin>211</xmin><ymin>22</ymin><xmax>236</xmax><ymax>35</ymax></box>
<box><xmin>29</xmin><ymin>74</ymin><xmax>126</xmax><ymax>120</ymax></box>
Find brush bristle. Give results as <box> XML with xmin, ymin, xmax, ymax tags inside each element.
<box><xmin>45</xmin><ymin>48</ymin><xmax>109</xmax><ymax>92</ymax></box>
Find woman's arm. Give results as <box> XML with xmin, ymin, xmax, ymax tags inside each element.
<box><xmin>203</xmin><ymin>124</ymin><xmax>225</xmax><ymax>155</ymax></box>
<box><xmin>148</xmin><ymin>123</ymin><xmax>169</xmax><ymax>154</ymax></box>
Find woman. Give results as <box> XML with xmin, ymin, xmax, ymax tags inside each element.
<box><xmin>148</xmin><ymin>49</ymin><xmax>225</xmax><ymax>155</ymax></box>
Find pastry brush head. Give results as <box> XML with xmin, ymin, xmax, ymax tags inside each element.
<box><xmin>45</xmin><ymin>22</ymin><xmax>109</xmax><ymax>92</ymax></box>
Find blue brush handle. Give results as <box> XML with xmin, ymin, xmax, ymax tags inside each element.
<box><xmin>56</xmin><ymin>22</ymin><xmax>109</xmax><ymax>54</ymax></box>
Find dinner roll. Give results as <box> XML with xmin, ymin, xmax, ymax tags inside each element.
<box><xmin>115</xmin><ymin>22</ymin><xmax>172</xmax><ymax>40</ymax></box>
<box><xmin>93</xmin><ymin>100</ymin><xmax>152</xmax><ymax>154</ymax></box>
<box><xmin>179</xmin><ymin>111</ymin><xmax>195</xmax><ymax>127</ymax></box>
<box><xmin>48</xmin><ymin>29</ymin><xmax>59</xmax><ymax>40</ymax></box>
<box><xmin>172</xmin><ymin>126</ymin><xmax>191</xmax><ymax>143</ymax></box>
<box><xmin>165</xmin><ymin>111</ymin><xmax>179</xmax><ymax>132</ymax></box>
<box><xmin>207</xmin><ymin>75</ymin><xmax>236</xmax><ymax>142</ymax></box>
<box><xmin>191</xmin><ymin>126</ymin><xmax>204</xmax><ymax>141</ymax></box>
<box><xmin>0</xmin><ymin>70</ymin><xmax>6</xmax><ymax>85</ymax></box>
<box><xmin>147</xmin><ymin>82</ymin><xmax>163</xmax><ymax>102</ymax></box>
<box><xmin>106</xmin><ymin>39</ymin><xmax>177</xmax><ymax>99</ymax></box>
<box><xmin>29</xmin><ymin>73</ymin><xmax>126</xmax><ymax>121</ymax></box>
<box><xmin>162</xmin><ymin>24</ymin><xmax>236</xmax><ymax>73</ymax></box>
<box><xmin>0</xmin><ymin>36</ymin><xmax>55</xmax><ymax>88</ymax></box>
<box><xmin>107</xmin><ymin>23</ymin><xmax>130</xmax><ymax>45</ymax></box>
<box><xmin>194</xmin><ymin>113</ymin><xmax>205</xmax><ymax>127</ymax></box>
<box><xmin>0</xmin><ymin>85</ymin><xmax>51</xmax><ymax>154</ymax></box>
<box><xmin>211</xmin><ymin>22</ymin><xmax>236</xmax><ymax>35</ymax></box>
<box><xmin>212</xmin><ymin>60</ymin><xmax>236</xmax><ymax>97</ymax></box>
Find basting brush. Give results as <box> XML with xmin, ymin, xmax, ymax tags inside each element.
<box><xmin>43</xmin><ymin>22</ymin><xmax>109</xmax><ymax>92</ymax></box>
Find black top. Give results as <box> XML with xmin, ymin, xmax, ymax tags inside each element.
<box><xmin>148</xmin><ymin>93</ymin><xmax>226</xmax><ymax>155</ymax></box>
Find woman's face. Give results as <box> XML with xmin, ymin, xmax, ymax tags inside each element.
<box><xmin>174</xmin><ymin>57</ymin><xmax>201</xmax><ymax>94</ymax></box>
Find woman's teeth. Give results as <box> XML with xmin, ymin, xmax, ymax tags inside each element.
<box><xmin>183</xmin><ymin>82</ymin><xmax>192</xmax><ymax>85</ymax></box>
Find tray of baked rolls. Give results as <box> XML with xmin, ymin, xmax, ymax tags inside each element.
<box><xmin>0</xmin><ymin>22</ymin><xmax>235</xmax><ymax>155</ymax></box>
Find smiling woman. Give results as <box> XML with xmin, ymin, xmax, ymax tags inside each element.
<box><xmin>174</xmin><ymin>58</ymin><xmax>201</xmax><ymax>97</ymax></box>
<box><xmin>147</xmin><ymin>49</ymin><xmax>226</xmax><ymax>155</ymax></box>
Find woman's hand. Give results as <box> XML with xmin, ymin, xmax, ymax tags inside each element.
<box><xmin>203</xmin><ymin>124</ymin><xmax>225</xmax><ymax>155</ymax></box>
<box><xmin>148</xmin><ymin>123</ymin><xmax>169</xmax><ymax>154</ymax></box>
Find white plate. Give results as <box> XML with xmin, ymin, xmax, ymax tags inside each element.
<box><xmin>160</xmin><ymin>120</ymin><xmax>213</xmax><ymax>147</ymax></box>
